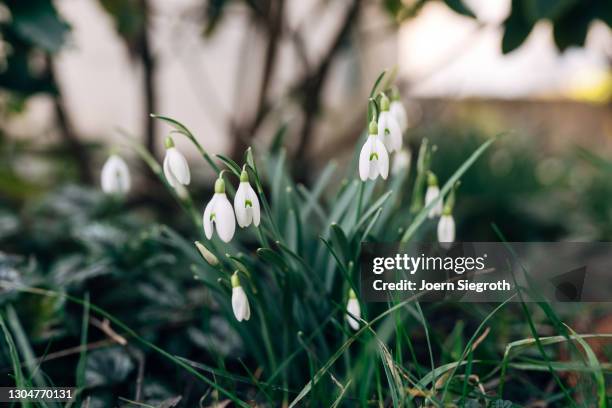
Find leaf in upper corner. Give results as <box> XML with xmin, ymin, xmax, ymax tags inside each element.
<box><xmin>443</xmin><ymin>0</ymin><xmax>476</xmax><ymax>18</ymax></box>
<box><xmin>6</xmin><ymin>0</ymin><xmax>70</xmax><ymax>53</ymax></box>
<box><xmin>97</xmin><ymin>0</ymin><xmax>145</xmax><ymax>53</ymax></box>
<box><xmin>551</xmin><ymin>2</ymin><xmax>593</xmax><ymax>52</ymax></box>
<box><xmin>85</xmin><ymin>347</ymin><xmax>134</xmax><ymax>388</ymax></box>
<box><xmin>501</xmin><ymin>0</ymin><xmax>535</xmax><ymax>54</ymax></box>
<box><xmin>203</xmin><ymin>0</ymin><xmax>229</xmax><ymax>37</ymax></box>
<box><xmin>523</xmin><ymin>0</ymin><xmax>579</xmax><ymax>22</ymax></box>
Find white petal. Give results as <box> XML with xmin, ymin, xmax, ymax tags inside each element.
<box><xmin>101</xmin><ymin>155</ymin><xmax>130</xmax><ymax>194</ymax></box>
<box><xmin>167</xmin><ymin>148</ymin><xmax>191</xmax><ymax>185</ymax></box>
<box><xmin>163</xmin><ymin>154</ymin><xmax>179</xmax><ymax>189</ymax></box>
<box><xmin>374</xmin><ymin>138</ymin><xmax>389</xmax><ymax>180</ymax></box>
<box><xmin>437</xmin><ymin>215</ymin><xmax>456</xmax><ymax>248</ymax></box>
<box><xmin>377</xmin><ymin>113</ymin><xmax>388</xmax><ymax>140</ymax></box>
<box><xmin>232</xmin><ymin>286</ymin><xmax>250</xmax><ymax>321</ymax></box>
<box><xmin>425</xmin><ymin>186</ymin><xmax>442</xmax><ymax>218</ymax></box>
<box><xmin>390</xmin><ymin>101</ymin><xmax>408</xmax><ymax>132</ymax></box>
<box><xmin>214</xmin><ymin>193</ymin><xmax>236</xmax><ymax>243</ymax></box>
<box><xmin>387</xmin><ymin>115</ymin><xmax>402</xmax><ymax>151</ymax></box>
<box><xmin>234</xmin><ymin>183</ymin><xmax>250</xmax><ymax>228</ymax></box>
<box><xmin>358</xmin><ymin>138</ymin><xmax>373</xmax><ymax>181</ymax></box>
<box><xmin>392</xmin><ymin>148</ymin><xmax>411</xmax><ymax>175</ymax></box>
<box><xmin>203</xmin><ymin>196</ymin><xmax>216</xmax><ymax>239</ymax></box>
<box><xmin>248</xmin><ymin>184</ymin><xmax>261</xmax><ymax>227</ymax></box>
<box><xmin>346</xmin><ymin>298</ymin><xmax>361</xmax><ymax>330</ymax></box>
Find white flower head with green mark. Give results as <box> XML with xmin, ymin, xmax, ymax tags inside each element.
<box><xmin>234</xmin><ymin>169</ymin><xmax>261</xmax><ymax>228</ymax></box>
<box><xmin>359</xmin><ymin>120</ymin><xmax>389</xmax><ymax>181</ymax></box>
<box><xmin>203</xmin><ymin>177</ymin><xmax>236</xmax><ymax>243</ymax></box>
<box><xmin>437</xmin><ymin>207</ymin><xmax>455</xmax><ymax>249</ymax></box>
<box><xmin>231</xmin><ymin>272</ymin><xmax>251</xmax><ymax>322</ymax></box>
<box><xmin>346</xmin><ymin>289</ymin><xmax>361</xmax><ymax>331</ymax></box>
<box><xmin>101</xmin><ymin>154</ymin><xmax>131</xmax><ymax>195</ymax></box>
<box><xmin>377</xmin><ymin>94</ymin><xmax>402</xmax><ymax>153</ymax></box>
<box><xmin>163</xmin><ymin>136</ymin><xmax>191</xmax><ymax>188</ymax></box>
<box><xmin>425</xmin><ymin>172</ymin><xmax>443</xmax><ymax>219</ymax></box>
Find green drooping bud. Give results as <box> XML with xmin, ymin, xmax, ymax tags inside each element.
<box><xmin>349</xmin><ymin>288</ymin><xmax>357</xmax><ymax>299</ymax></box>
<box><xmin>240</xmin><ymin>169</ymin><xmax>249</xmax><ymax>182</ymax></box>
<box><xmin>214</xmin><ymin>177</ymin><xmax>225</xmax><ymax>194</ymax></box>
<box><xmin>368</xmin><ymin>120</ymin><xmax>378</xmax><ymax>135</ymax></box>
<box><xmin>165</xmin><ymin>136</ymin><xmax>175</xmax><ymax>149</ymax></box>
<box><xmin>427</xmin><ymin>171</ymin><xmax>438</xmax><ymax>187</ymax></box>
<box><xmin>380</xmin><ymin>94</ymin><xmax>390</xmax><ymax>112</ymax></box>
<box><xmin>231</xmin><ymin>272</ymin><xmax>241</xmax><ymax>288</ymax></box>
<box><xmin>195</xmin><ymin>241</ymin><xmax>219</xmax><ymax>266</ymax></box>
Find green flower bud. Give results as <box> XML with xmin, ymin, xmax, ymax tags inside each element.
<box><xmin>165</xmin><ymin>136</ymin><xmax>175</xmax><ymax>149</ymax></box>
<box><xmin>368</xmin><ymin>120</ymin><xmax>378</xmax><ymax>135</ymax></box>
<box><xmin>214</xmin><ymin>177</ymin><xmax>225</xmax><ymax>194</ymax></box>
<box><xmin>380</xmin><ymin>94</ymin><xmax>390</xmax><ymax>112</ymax></box>
<box><xmin>231</xmin><ymin>272</ymin><xmax>241</xmax><ymax>288</ymax></box>
<box><xmin>427</xmin><ymin>171</ymin><xmax>438</xmax><ymax>187</ymax></box>
<box><xmin>240</xmin><ymin>169</ymin><xmax>249</xmax><ymax>182</ymax></box>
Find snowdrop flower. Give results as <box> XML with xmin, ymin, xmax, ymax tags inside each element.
<box><xmin>358</xmin><ymin>120</ymin><xmax>389</xmax><ymax>181</ymax></box>
<box><xmin>101</xmin><ymin>154</ymin><xmax>131</xmax><ymax>194</ymax></box>
<box><xmin>234</xmin><ymin>169</ymin><xmax>261</xmax><ymax>228</ymax></box>
<box><xmin>391</xmin><ymin>148</ymin><xmax>411</xmax><ymax>176</ymax></box>
<box><xmin>389</xmin><ymin>94</ymin><xmax>408</xmax><ymax>133</ymax></box>
<box><xmin>346</xmin><ymin>289</ymin><xmax>361</xmax><ymax>331</ymax></box>
<box><xmin>231</xmin><ymin>273</ymin><xmax>250</xmax><ymax>322</ymax></box>
<box><xmin>194</xmin><ymin>241</ymin><xmax>219</xmax><ymax>266</ymax></box>
<box><xmin>377</xmin><ymin>94</ymin><xmax>402</xmax><ymax>153</ymax></box>
<box><xmin>203</xmin><ymin>177</ymin><xmax>236</xmax><ymax>243</ymax></box>
<box><xmin>163</xmin><ymin>137</ymin><xmax>191</xmax><ymax>188</ymax></box>
<box><xmin>425</xmin><ymin>172</ymin><xmax>443</xmax><ymax>219</ymax></box>
<box><xmin>437</xmin><ymin>207</ymin><xmax>455</xmax><ymax>249</ymax></box>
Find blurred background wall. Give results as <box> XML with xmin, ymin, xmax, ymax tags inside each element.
<box><xmin>0</xmin><ymin>0</ymin><xmax>610</xmax><ymax>184</ymax></box>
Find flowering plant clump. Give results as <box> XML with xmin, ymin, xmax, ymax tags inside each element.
<box><xmin>94</xmin><ymin>71</ymin><xmax>503</xmax><ymax>406</ymax></box>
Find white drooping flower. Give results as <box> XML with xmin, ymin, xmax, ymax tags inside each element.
<box><xmin>359</xmin><ymin>120</ymin><xmax>389</xmax><ymax>181</ymax></box>
<box><xmin>346</xmin><ymin>289</ymin><xmax>361</xmax><ymax>331</ymax></box>
<box><xmin>234</xmin><ymin>169</ymin><xmax>261</xmax><ymax>228</ymax></box>
<box><xmin>437</xmin><ymin>209</ymin><xmax>455</xmax><ymax>249</ymax></box>
<box><xmin>203</xmin><ymin>177</ymin><xmax>236</xmax><ymax>243</ymax></box>
<box><xmin>377</xmin><ymin>94</ymin><xmax>402</xmax><ymax>153</ymax></box>
<box><xmin>390</xmin><ymin>99</ymin><xmax>408</xmax><ymax>133</ymax></box>
<box><xmin>101</xmin><ymin>154</ymin><xmax>131</xmax><ymax>194</ymax></box>
<box><xmin>391</xmin><ymin>148</ymin><xmax>411</xmax><ymax>176</ymax></box>
<box><xmin>231</xmin><ymin>273</ymin><xmax>251</xmax><ymax>322</ymax></box>
<box><xmin>163</xmin><ymin>137</ymin><xmax>191</xmax><ymax>188</ymax></box>
<box><xmin>425</xmin><ymin>172</ymin><xmax>443</xmax><ymax>219</ymax></box>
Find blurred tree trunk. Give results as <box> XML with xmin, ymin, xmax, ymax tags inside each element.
<box><xmin>46</xmin><ymin>55</ymin><xmax>92</xmax><ymax>184</ymax></box>
<box><xmin>230</xmin><ymin>0</ymin><xmax>362</xmax><ymax>174</ymax></box>
<box><xmin>230</xmin><ymin>0</ymin><xmax>284</xmax><ymax>160</ymax></box>
<box><xmin>140</xmin><ymin>0</ymin><xmax>158</xmax><ymax>160</ymax></box>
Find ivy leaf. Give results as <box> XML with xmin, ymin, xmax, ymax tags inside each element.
<box><xmin>6</xmin><ymin>0</ymin><xmax>70</xmax><ymax>53</ymax></box>
<box><xmin>443</xmin><ymin>0</ymin><xmax>476</xmax><ymax>18</ymax></box>
<box><xmin>502</xmin><ymin>0</ymin><xmax>535</xmax><ymax>54</ymax></box>
<box><xmin>85</xmin><ymin>347</ymin><xmax>134</xmax><ymax>388</ymax></box>
<box><xmin>524</xmin><ymin>0</ymin><xmax>580</xmax><ymax>22</ymax></box>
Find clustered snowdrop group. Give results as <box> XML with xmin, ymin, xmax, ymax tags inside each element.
<box><xmin>99</xmin><ymin>86</ymin><xmax>457</xmax><ymax>330</ymax></box>
<box><xmin>100</xmin><ymin>136</ymin><xmax>261</xmax><ymax>322</ymax></box>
